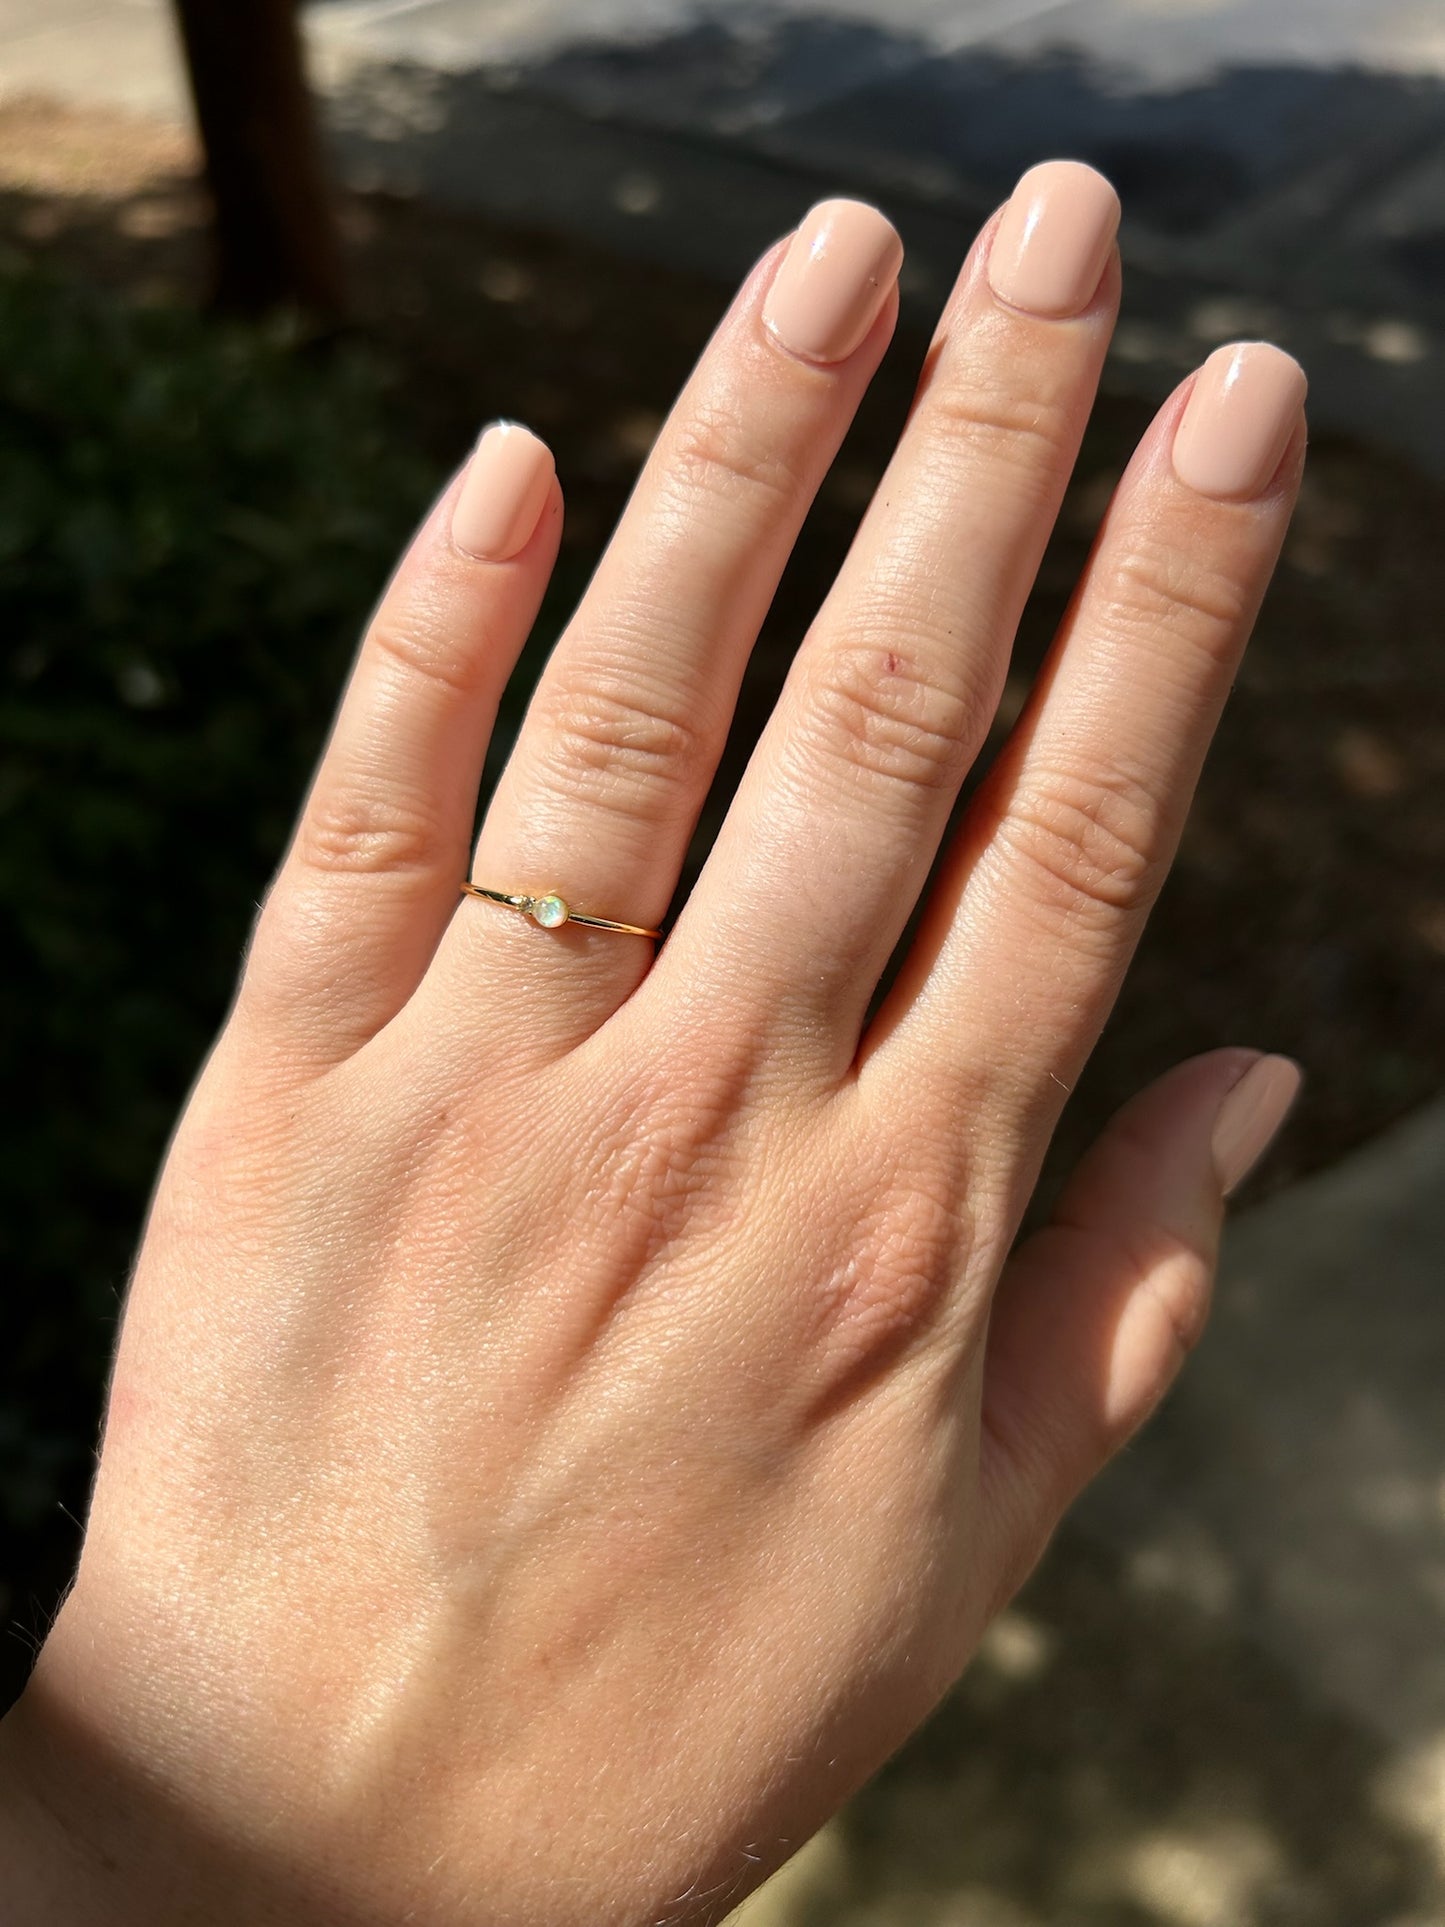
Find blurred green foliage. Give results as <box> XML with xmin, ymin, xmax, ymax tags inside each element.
<box><xmin>0</xmin><ymin>253</ymin><xmax>440</xmax><ymax>1693</ymax></box>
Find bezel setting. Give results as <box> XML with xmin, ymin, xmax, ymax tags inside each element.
<box><xmin>528</xmin><ymin>893</ymin><xmax>570</xmax><ymax>928</ymax></box>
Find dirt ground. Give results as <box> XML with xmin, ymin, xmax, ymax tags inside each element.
<box><xmin>2</xmin><ymin>92</ymin><xmax>1441</xmax><ymax>1207</ymax></box>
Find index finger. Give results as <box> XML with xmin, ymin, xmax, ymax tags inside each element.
<box><xmin>867</xmin><ymin>341</ymin><xmax>1307</xmax><ymax>1163</ymax></box>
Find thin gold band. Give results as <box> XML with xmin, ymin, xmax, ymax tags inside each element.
<box><xmin>459</xmin><ymin>882</ymin><xmax>661</xmax><ymax>940</ymax></box>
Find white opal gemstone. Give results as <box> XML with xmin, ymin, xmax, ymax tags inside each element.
<box><xmin>531</xmin><ymin>893</ymin><xmax>569</xmax><ymax>928</ymax></box>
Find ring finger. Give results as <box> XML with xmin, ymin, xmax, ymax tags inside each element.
<box><xmin>430</xmin><ymin>199</ymin><xmax>905</xmax><ymax>1038</ymax></box>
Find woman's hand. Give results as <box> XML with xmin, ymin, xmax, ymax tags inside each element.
<box><xmin>1</xmin><ymin>163</ymin><xmax>1305</xmax><ymax>1926</ymax></box>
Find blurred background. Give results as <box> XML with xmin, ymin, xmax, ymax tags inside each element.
<box><xmin>1</xmin><ymin>1</ymin><xmax>1442</xmax><ymax>1920</ymax></box>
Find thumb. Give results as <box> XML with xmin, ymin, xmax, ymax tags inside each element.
<box><xmin>976</xmin><ymin>1047</ymin><xmax>1302</xmax><ymax>1612</ymax></box>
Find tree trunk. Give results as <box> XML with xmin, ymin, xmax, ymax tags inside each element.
<box><xmin>172</xmin><ymin>0</ymin><xmax>345</xmax><ymax>319</ymax></box>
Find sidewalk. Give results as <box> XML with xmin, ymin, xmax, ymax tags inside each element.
<box><xmin>1</xmin><ymin>0</ymin><xmax>1443</xmax><ymax>472</ymax></box>
<box><xmin>735</xmin><ymin>1101</ymin><xmax>1445</xmax><ymax>1925</ymax></box>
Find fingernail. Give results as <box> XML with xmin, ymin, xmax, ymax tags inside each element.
<box><xmin>1172</xmin><ymin>343</ymin><xmax>1308</xmax><ymax>501</ymax></box>
<box><xmin>987</xmin><ymin>159</ymin><xmax>1120</xmax><ymax>318</ymax></box>
<box><xmin>763</xmin><ymin>198</ymin><xmax>904</xmax><ymax>364</ymax></box>
<box><xmin>451</xmin><ymin>421</ymin><xmax>555</xmax><ymax>561</ymax></box>
<box><xmin>1211</xmin><ymin>1054</ymin><xmax>1303</xmax><ymax>1196</ymax></box>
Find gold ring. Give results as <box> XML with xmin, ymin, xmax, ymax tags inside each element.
<box><xmin>459</xmin><ymin>882</ymin><xmax>661</xmax><ymax>940</ymax></box>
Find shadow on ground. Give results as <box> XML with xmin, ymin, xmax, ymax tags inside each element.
<box><xmin>737</xmin><ymin>1530</ymin><xmax>1441</xmax><ymax>1926</ymax></box>
<box><xmin>322</xmin><ymin>23</ymin><xmax>1445</xmax><ymax>325</ymax></box>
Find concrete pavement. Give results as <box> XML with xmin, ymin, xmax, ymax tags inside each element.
<box><xmin>1</xmin><ymin>0</ymin><xmax>1443</xmax><ymax>472</ymax></box>
<box><xmin>733</xmin><ymin>1101</ymin><xmax>1445</xmax><ymax>1925</ymax></box>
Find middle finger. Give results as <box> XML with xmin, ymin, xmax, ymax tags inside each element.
<box><xmin>656</xmin><ymin>161</ymin><xmax>1122</xmax><ymax>1066</ymax></box>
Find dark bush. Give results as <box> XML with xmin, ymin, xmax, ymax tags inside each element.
<box><xmin>0</xmin><ymin>254</ymin><xmax>439</xmax><ymax>1695</ymax></box>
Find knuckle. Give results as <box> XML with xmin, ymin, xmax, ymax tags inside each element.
<box><xmin>924</xmin><ymin>372</ymin><xmax>1076</xmax><ymax>479</ymax></box>
<box><xmin>1061</xmin><ymin>1122</ymin><xmax>1217</xmax><ymax>1362</ymax></box>
<box><xmin>535</xmin><ymin>677</ymin><xmax>707</xmax><ymax>827</ymax></box>
<box><xmin>1052</xmin><ymin>1209</ymin><xmax>1213</xmax><ymax>1392</ymax></box>
<box><xmin>817</xmin><ymin>1164</ymin><xmax>966</xmax><ymax>1368</ymax></box>
<box><xmin>993</xmin><ymin>760</ymin><xmax>1163</xmax><ymax>924</ymax></box>
<box><xmin>1109</xmin><ymin>535</ymin><xmax>1252</xmax><ymax>663</ymax></box>
<box><xmin>299</xmin><ymin>785</ymin><xmax>442</xmax><ymax>879</ymax></box>
<box><xmin>663</xmin><ymin>395</ymin><xmax>806</xmax><ymax>518</ymax></box>
<box><xmin>1137</xmin><ymin>1248</ymin><xmax>1214</xmax><ymax>1363</ymax></box>
<box><xmin>804</xmin><ymin>642</ymin><xmax>977</xmax><ymax>794</ymax></box>
<box><xmin>368</xmin><ymin>600</ymin><xmax>490</xmax><ymax>699</ymax></box>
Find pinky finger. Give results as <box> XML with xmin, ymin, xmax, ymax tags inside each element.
<box><xmin>975</xmin><ymin>1048</ymin><xmax>1301</xmax><ymax>1612</ymax></box>
<box><xmin>239</xmin><ymin>423</ymin><xmax>559</xmax><ymax>1065</ymax></box>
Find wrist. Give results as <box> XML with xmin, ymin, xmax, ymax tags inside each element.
<box><xmin>1</xmin><ymin>1625</ymin><xmax>472</xmax><ymax>1927</ymax></box>
<box><xmin>0</xmin><ymin>1655</ymin><xmax>275</xmax><ymax>1927</ymax></box>
<box><xmin>0</xmin><ymin>1680</ymin><xmax>105</xmax><ymax>1925</ymax></box>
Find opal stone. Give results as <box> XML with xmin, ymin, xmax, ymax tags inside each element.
<box><xmin>531</xmin><ymin>893</ymin><xmax>569</xmax><ymax>928</ymax></box>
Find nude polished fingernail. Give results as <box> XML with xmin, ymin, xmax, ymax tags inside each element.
<box><xmin>1211</xmin><ymin>1054</ymin><xmax>1303</xmax><ymax>1196</ymax></box>
<box><xmin>451</xmin><ymin>421</ymin><xmax>555</xmax><ymax>561</ymax></box>
<box><xmin>987</xmin><ymin>159</ymin><xmax>1120</xmax><ymax>318</ymax></box>
<box><xmin>1172</xmin><ymin>343</ymin><xmax>1308</xmax><ymax>500</ymax></box>
<box><xmin>763</xmin><ymin>198</ymin><xmax>904</xmax><ymax>364</ymax></box>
